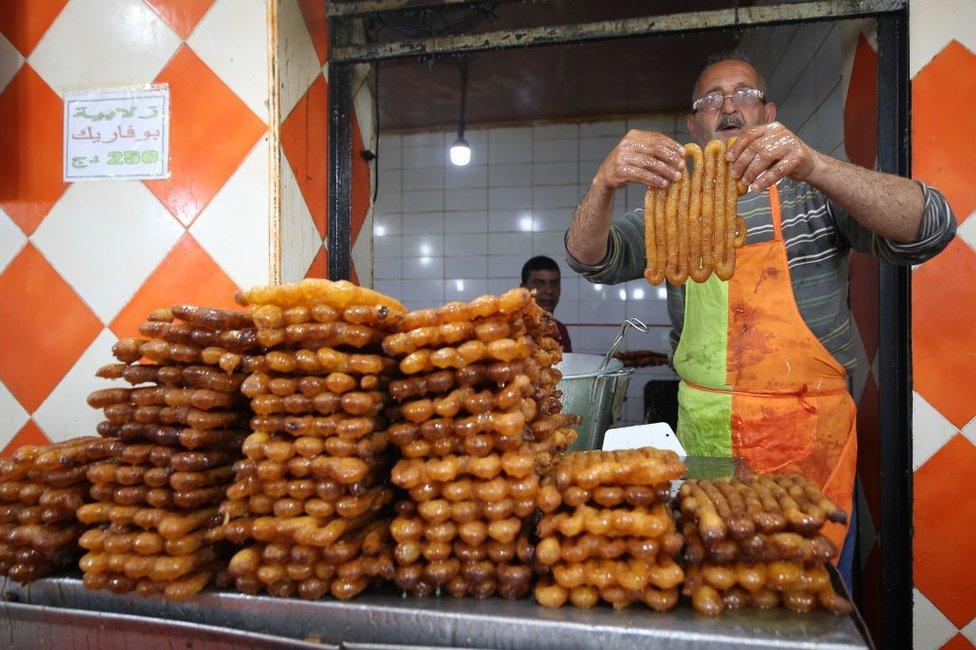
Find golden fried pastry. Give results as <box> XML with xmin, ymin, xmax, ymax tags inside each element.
<box><xmin>644</xmin><ymin>139</ymin><xmax>747</xmax><ymax>286</ymax></box>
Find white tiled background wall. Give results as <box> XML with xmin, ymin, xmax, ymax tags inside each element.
<box><xmin>373</xmin><ymin>115</ymin><xmax>688</xmax><ymax>424</ymax></box>
<box><xmin>372</xmin><ymin>23</ymin><xmax>848</xmax><ymax>425</ymax></box>
<box><xmin>739</xmin><ymin>22</ymin><xmax>846</xmax><ymax>159</ymax></box>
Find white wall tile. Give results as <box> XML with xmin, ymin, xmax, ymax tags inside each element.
<box><xmin>373</xmin><ymin>279</ymin><xmax>402</xmax><ymax>297</ymax></box>
<box><xmin>489</xmin><ymin>140</ymin><xmax>533</xmax><ymax>164</ymax></box>
<box><xmin>533</xmin><ymin>139</ymin><xmax>577</xmax><ymax>163</ymax></box>
<box><xmin>445</xmin><ymin>210</ymin><xmax>488</xmax><ymax>233</ymax></box>
<box><xmin>532</xmin><ymin>230</ymin><xmax>568</xmax><ymax>258</ymax></box>
<box><xmin>403</xmin><ymin>234</ymin><xmax>444</xmax><ymax>258</ymax></box>
<box><xmin>579</xmin><ymin>136</ymin><xmax>620</xmax><ymax>161</ymax></box>
<box><xmin>533</xmin><ymin>208</ymin><xmax>573</xmax><ymax>234</ymax></box>
<box><xmin>578</xmin><ymin>160</ymin><xmax>602</xmax><ymax>185</ymax></box>
<box><xmin>489</xmin><ymin>209</ymin><xmax>533</xmax><ymax>233</ymax></box>
<box><xmin>445</xmin><ymin>255</ymin><xmax>488</xmax><ymax>278</ymax></box>
<box><xmin>402</xmin><ymin>279</ymin><xmax>445</xmax><ymax>305</ymax></box>
<box><xmin>402</xmin><ymin>189</ymin><xmax>443</xmax><ymax>213</ymax></box>
<box><xmin>374</xmin><ymin>234</ymin><xmax>401</xmax><ymax>258</ymax></box>
<box><xmin>402</xmin><ymin>212</ymin><xmax>444</xmax><ymax>235</ymax></box>
<box><xmin>378</xmin><ymin>169</ymin><xmax>401</xmax><ymax>197</ymax></box>
<box><xmin>445</xmin><ymin>233</ymin><xmax>488</xmax><ymax>256</ymax></box>
<box><xmin>446</xmin><ymin>164</ymin><xmax>487</xmax><ymax>189</ymax></box>
<box><xmin>489</xmin><ymin>186</ymin><xmax>532</xmax><ymax>210</ymax></box>
<box><xmin>489</xmin><ymin>232</ymin><xmax>533</xmax><ymax>256</ymax></box>
<box><xmin>373</xmin><ymin>213</ymin><xmax>401</xmax><ymax>236</ymax></box>
<box><xmin>489</xmin><ymin>278</ymin><xmax>518</xmax><ymax>295</ymax></box>
<box><xmin>533</xmin><ymin>162</ymin><xmax>577</xmax><ymax>186</ymax></box>
<box><xmin>446</xmin><ymin>188</ymin><xmax>487</xmax><ymax>212</ymax></box>
<box><xmin>403</xmin><ymin>145</ymin><xmax>445</xmax><ymax>169</ymax></box>
<box><xmin>403</xmin><ymin>167</ymin><xmax>444</xmax><ymax>191</ymax></box>
<box><xmin>403</xmin><ymin>255</ymin><xmax>444</xmax><ymax>279</ymax></box>
<box><xmin>374</xmin><ymin>256</ymin><xmax>402</xmax><ymax>279</ymax></box>
<box><xmin>489</xmin><ymin>255</ymin><xmax>528</xmax><ymax>278</ymax></box>
<box><xmin>489</xmin><ymin>163</ymin><xmax>533</xmax><ymax>188</ymax></box>
<box><xmin>378</xmin><ymin>135</ymin><xmax>402</xmax><ymax>171</ymax></box>
<box><xmin>579</xmin><ymin>299</ymin><xmax>626</xmax><ymax>324</ymax></box>
<box><xmin>533</xmin><ymin>185</ymin><xmax>579</xmax><ymax>209</ymax></box>
<box><xmin>445</xmin><ymin>277</ymin><xmax>488</xmax><ymax>301</ymax></box>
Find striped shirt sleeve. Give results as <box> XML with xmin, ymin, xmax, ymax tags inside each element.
<box><xmin>828</xmin><ymin>181</ymin><xmax>957</xmax><ymax>264</ymax></box>
<box><xmin>564</xmin><ymin>210</ymin><xmax>647</xmax><ymax>284</ymax></box>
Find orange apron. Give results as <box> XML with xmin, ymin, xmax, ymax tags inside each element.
<box><xmin>672</xmin><ymin>184</ymin><xmax>857</xmax><ymax>550</ymax></box>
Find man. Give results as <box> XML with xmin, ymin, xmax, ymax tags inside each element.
<box><xmin>521</xmin><ymin>255</ymin><xmax>572</xmax><ymax>352</ymax></box>
<box><xmin>565</xmin><ymin>51</ymin><xmax>955</xmax><ymax>582</ymax></box>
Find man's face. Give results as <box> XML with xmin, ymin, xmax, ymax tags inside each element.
<box><xmin>687</xmin><ymin>59</ymin><xmax>776</xmax><ymax>147</ymax></box>
<box><xmin>524</xmin><ymin>269</ymin><xmax>561</xmax><ymax>313</ymax></box>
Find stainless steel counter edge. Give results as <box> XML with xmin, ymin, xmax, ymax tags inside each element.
<box><xmin>3</xmin><ymin>576</ymin><xmax>869</xmax><ymax>649</ymax></box>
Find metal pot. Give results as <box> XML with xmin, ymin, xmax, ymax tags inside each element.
<box><xmin>556</xmin><ymin>353</ymin><xmax>634</xmax><ymax>451</ymax></box>
<box><xmin>556</xmin><ymin>318</ymin><xmax>648</xmax><ymax>451</ymax></box>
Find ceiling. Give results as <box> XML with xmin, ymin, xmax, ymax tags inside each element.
<box><xmin>370</xmin><ymin>0</ymin><xmax>766</xmax><ymax>131</ymax></box>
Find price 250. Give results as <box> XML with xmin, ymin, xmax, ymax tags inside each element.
<box><xmin>107</xmin><ymin>150</ymin><xmax>160</xmax><ymax>165</ymax></box>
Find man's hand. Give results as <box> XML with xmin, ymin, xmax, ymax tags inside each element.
<box><xmin>727</xmin><ymin>122</ymin><xmax>820</xmax><ymax>193</ymax></box>
<box><xmin>594</xmin><ymin>130</ymin><xmax>686</xmax><ymax>192</ymax></box>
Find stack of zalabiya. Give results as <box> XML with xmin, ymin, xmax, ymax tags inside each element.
<box><xmin>533</xmin><ymin>448</ymin><xmax>686</xmax><ymax>611</ymax></box>
<box><xmin>80</xmin><ymin>305</ymin><xmax>257</xmax><ymax>601</ymax></box>
<box><xmin>222</xmin><ymin>279</ymin><xmax>404</xmax><ymax>600</ymax></box>
<box><xmin>644</xmin><ymin>138</ymin><xmax>747</xmax><ymax>286</ymax></box>
<box><xmin>384</xmin><ymin>288</ymin><xmax>578</xmax><ymax>598</ymax></box>
<box><xmin>0</xmin><ymin>437</ymin><xmax>117</xmax><ymax>583</ymax></box>
<box><xmin>677</xmin><ymin>475</ymin><xmax>852</xmax><ymax>615</ymax></box>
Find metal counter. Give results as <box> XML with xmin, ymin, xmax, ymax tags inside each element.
<box><xmin>2</xmin><ymin>574</ymin><xmax>870</xmax><ymax>650</ymax></box>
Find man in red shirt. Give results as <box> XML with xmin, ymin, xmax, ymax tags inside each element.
<box><xmin>521</xmin><ymin>256</ymin><xmax>572</xmax><ymax>352</ymax></box>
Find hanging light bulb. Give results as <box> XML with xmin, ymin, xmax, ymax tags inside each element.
<box><xmin>450</xmin><ymin>137</ymin><xmax>471</xmax><ymax>166</ymax></box>
<box><xmin>449</xmin><ymin>59</ymin><xmax>471</xmax><ymax>167</ymax></box>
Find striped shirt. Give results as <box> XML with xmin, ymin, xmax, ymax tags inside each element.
<box><xmin>566</xmin><ymin>179</ymin><xmax>956</xmax><ymax>373</ymax></box>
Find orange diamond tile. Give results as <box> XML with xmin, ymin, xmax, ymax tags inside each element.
<box><xmin>297</xmin><ymin>0</ymin><xmax>328</xmax><ymax>66</ymax></box>
<box><xmin>843</xmin><ymin>32</ymin><xmax>877</xmax><ymax>169</ymax></box>
<box><xmin>914</xmin><ymin>40</ymin><xmax>976</xmax><ymax>225</ymax></box>
<box><xmin>351</xmin><ymin>112</ymin><xmax>372</xmax><ymax>245</ymax></box>
<box><xmin>143</xmin><ymin>0</ymin><xmax>216</xmax><ymax>40</ymax></box>
<box><xmin>915</xmin><ymin>434</ymin><xmax>976</xmax><ymax>627</ymax></box>
<box><xmin>913</xmin><ymin>239</ymin><xmax>976</xmax><ymax>427</ymax></box>
<box><xmin>0</xmin><ymin>0</ymin><xmax>68</xmax><ymax>57</ymax></box>
<box><xmin>0</xmin><ymin>420</ymin><xmax>50</xmax><ymax>458</ymax></box>
<box><xmin>110</xmin><ymin>234</ymin><xmax>241</xmax><ymax>339</ymax></box>
<box><xmin>0</xmin><ymin>244</ymin><xmax>101</xmax><ymax>412</ymax></box>
<box><xmin>145</xmin><ymin>46</ymin><xmax>267</xmax><ymax>226</ymax></box>
<box><xmin>0</xmin><ymin>65</ymin><xmax>68</xmax><ymax>235</ymax></box>
<box><xmin>943</xmin><ymin>635</ymin><xmax>976</xmax><ymax>650</ymax></box>
<box><xmin>306</xmin><ymin>245</ymin><xmax>327</xmax><ymax>279</ymax></box>
<box><xmin>282</xmin><ymin>75</ymin><xmax>328</xmax><ymax>238</ymax></box>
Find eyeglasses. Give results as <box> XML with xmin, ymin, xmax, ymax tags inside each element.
<box><xmin>692</xmin><ymin>87</ymin><xmax>765</xmax><ymax>112</ymax></box>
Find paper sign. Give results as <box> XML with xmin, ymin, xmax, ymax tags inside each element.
<box><xmin>63</xmin><ymin>85</ymin><xmax>169</xmax><ymax>181</ymax></box>
<box><xmin>601</xmin><ymin>422</ymin><xmax>687</xmax><ymax>456</ymax></box>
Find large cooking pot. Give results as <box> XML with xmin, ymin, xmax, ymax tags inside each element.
<box><xmin>556</xmin><ymin>353</ymin><xmax>634</xmax><ymax>451</ymax></box>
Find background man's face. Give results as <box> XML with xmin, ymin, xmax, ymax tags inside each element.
<box><xmin>687</xmin><ymin>59</ymin><xmax>776</xmax><ymax>146</ymax></box>
<box><xmin>524</xmin><ymin>269</ymin><xmax>561</xmax><ymax>313</ymax></box>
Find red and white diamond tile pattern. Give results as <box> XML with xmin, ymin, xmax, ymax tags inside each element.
<box><xmin>910</xmin><ymin>0</ymin><xmax>976</xmax><ymax>644</ymax></box>
<box><xmin>278</xmin><ymin>0</ymin><xmax>374</xmax><ymax>284</ymax></box>
<box><xmin>0</xmin><ymin>0</ymin><xmax>284</xmax><ymax>456</ymax></box>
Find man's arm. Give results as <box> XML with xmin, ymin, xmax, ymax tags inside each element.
<box><xmin>727</xmin><ymin>122</ymin><xmax>927</xmax><ymax>243</ymax></box>
<box><xmin>567</xmin><ymin>130</ymin><xmax>685</xmax><ymax>265</ymax></box>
